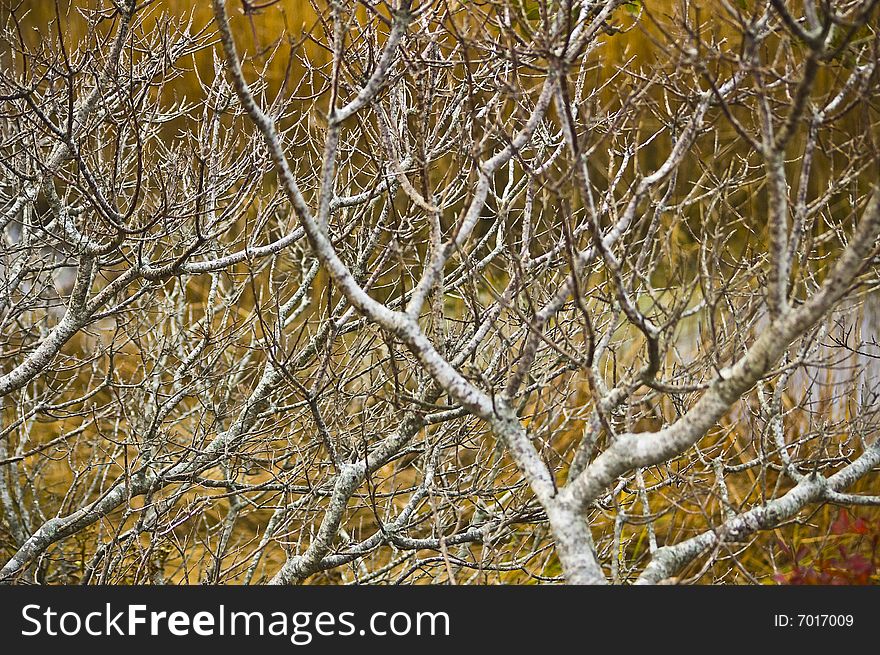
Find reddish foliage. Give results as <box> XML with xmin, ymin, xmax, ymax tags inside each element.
<box><xmin>775</xmin><ymin>511</ymin><xmax>879</xmax><ymax>585</ymax></box>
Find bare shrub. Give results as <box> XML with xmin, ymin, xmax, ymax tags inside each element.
<box><xmin>1</xmin><ymin>0</ymin><xmax>879</xmax><ymax>584</ymax></box>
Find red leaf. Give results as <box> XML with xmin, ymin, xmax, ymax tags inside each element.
<box><xmin>843</xmin><ymin>555</ymin><xmax>873</xmax><ymax>576</ymax></box>
<box><xmin>831</xmin><ymin>509</ymin><xmax>851</xmax><ymax>536</ymax></box>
